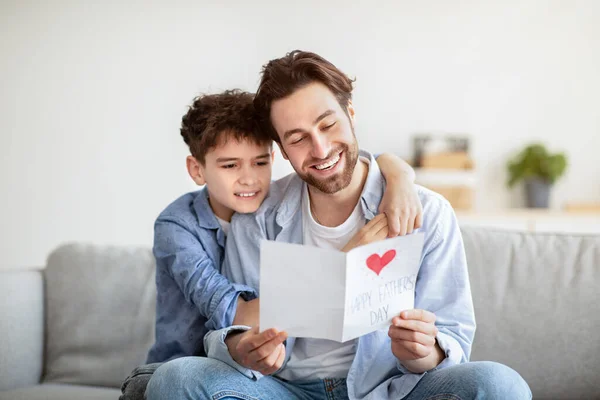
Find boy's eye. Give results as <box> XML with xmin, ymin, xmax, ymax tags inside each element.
<box><xmin>222</xmin><ymin>164</ymin><xmax>236</xmax><ymax>169</ymax></box>
<box><xmin>256</xmin><ymin>161</ymin><xmax>270</xmax><ymax>166</ymax></box>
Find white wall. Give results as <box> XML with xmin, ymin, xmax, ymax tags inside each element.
<box><xmin>2</xmin><ymin>1</ymin><xmax>599</xmax><ymax>268</ymax></box>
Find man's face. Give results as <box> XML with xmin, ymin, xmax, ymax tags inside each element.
<box><xmin>270</xmin><ymin>82</ymin><xmax>359</xmax><ymax>194</ymax></box>
<box><xmin>191</xmin><ymin>137</ymin><xmax>273</xmax><ymax>221</ymax></box>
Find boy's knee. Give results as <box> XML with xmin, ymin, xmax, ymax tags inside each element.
<box><xmin>145</xmin><ymin>357</ymin><xmax>220</xmax><ymax>400</ymax></box>
<box><xmin>468</xmin><ymin>361</ymin><xmax>532</xmax><ymax>399</ymax></box>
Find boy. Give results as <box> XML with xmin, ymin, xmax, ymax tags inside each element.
<box><xmin>120</xmin><ymin>89</ymin><xmax>422</xmax><ymax>400</ymax></box>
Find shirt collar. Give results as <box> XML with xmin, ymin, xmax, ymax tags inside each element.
<box><xmin>193</xmin><ymin>186</ymin><xmax>221</xmax><ymax>230</ymax></box>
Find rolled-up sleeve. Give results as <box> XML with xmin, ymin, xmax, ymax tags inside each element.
<box><xmin>204</xmin><ymin>327</ymin><xmax>264</xmax><ymax>380</ymax></box>
<box><xmin>398</xmin><ymin>199</ymin><xmax>475</xmax><ymax>373</ymax></box>
<box><xmin>153</xmin><ymin>217</ymin><xmax>257</xmax><ymax>331</ymax></box>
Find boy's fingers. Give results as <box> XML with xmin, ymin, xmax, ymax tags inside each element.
<box><xmin>246</xmin><ymin>332</ymin><xmax>288</xmax><ymax>364</ymax></box>
<box><xmin>256</xmin><ymin>343</ymin><xmax>284</xmax><ymax>374</ymax></box>
<box><xmin>261</xmin><ymin>344</ymin><xmax>286</xmax><ymax>375</ymax></box>
<box><xmin>238</xmin><ymin>328</ymin><xmax>279</xmax><ymax>353</ymax></box>
<box><xmin>414</xmin><ymin>210</ymin><xmax>423</xmax><ymax>229</ymax></box>
<box><xmin>398</xmin><ymin>207</ymin><xmax>409</xmax><ymax>236</ymax></box>
<box><xmin>406</xmin><ymin>212</ymin><xmax>416</xmax><ymax>235</ymax></box>
<box><xmin>384</xmin><ymin>210</ymin><xmax>401</xmax><ymax>237</ymax></box>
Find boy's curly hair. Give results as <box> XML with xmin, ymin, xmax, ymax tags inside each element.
<box><xmin>181</xmin><ymin>89</ymin><xmax>271</xmax><ymax>164</ymax></box>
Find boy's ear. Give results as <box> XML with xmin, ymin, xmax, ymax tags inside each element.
<box><xmin>186</xmin><ymin>156</ymin><xmax>206</xmax><ymax>186</ymax></box>
<box><xmin>276</xmin><ymin>142</ymin><xmax>289</xmax><ymax>160</ymax></box>
<box><xmin>271</xmin><ymin>149</ymin><xmax>276</xmax><ymax>162</ymax></box>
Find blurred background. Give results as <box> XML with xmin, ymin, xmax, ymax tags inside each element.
<box><xmin>2</xmin><ymin>0</ymin><xmax>599</xmax><ymax>268</ymax></box>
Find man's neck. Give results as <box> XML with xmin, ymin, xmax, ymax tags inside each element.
<box><xmin>308</xmin><ymin>159</ymin><xmax>369</xmax><ymax>227</ymax></box>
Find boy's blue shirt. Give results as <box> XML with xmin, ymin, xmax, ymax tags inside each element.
<box><xmin>146</xmin><ymin>187</ymin><xmax>257</xmax><ymax>363</ymax></box>
<box><xmin>204</xmin><ymin>150</ymin><xmax>476</xmax><ymax>400</ymax></box>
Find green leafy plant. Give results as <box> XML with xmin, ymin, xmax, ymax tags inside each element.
<box><xmin>507</xmin><ymin>143</ymin><xmax>567</xmax><ymax>187</ymax></box>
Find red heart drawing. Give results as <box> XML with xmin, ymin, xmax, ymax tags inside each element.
<box><xmin>366</xmin><ymin>250</ymin><xmax>396</xmax><ymax>275</ymax></box>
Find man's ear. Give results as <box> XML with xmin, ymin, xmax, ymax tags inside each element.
<box><xmin>186</xmin><ymin>156</ymin><xmax>206</xmax><ymax>186</ymax></box>
<box><xmin>276</xmin><ymin>142</ymin><xmax>289</xmax><ymax>160</ymax></box>
<box><xmin>346</xmin><ymin>101</ymin><xmax>356</xmax><ymax>127</ymax></box>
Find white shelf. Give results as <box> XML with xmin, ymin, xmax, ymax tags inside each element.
<box><xmin>414</xmin><ymin>168</ymin><xmax>477</xmax><ymax>187</ymax></box>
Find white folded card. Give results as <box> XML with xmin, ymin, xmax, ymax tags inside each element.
<box><xmin>259</xmin><ymin>233</ymin><xmax>424</xmax><ymax>342</ymax></box>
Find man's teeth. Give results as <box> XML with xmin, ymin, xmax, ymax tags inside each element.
<box><xmin>236</xmin><ymin>192</ymin><xmax>257</xmax><ymax>197</ymax></box>
<box><xmin>315</xmin><ymin>154</ymin><xmax>340</xmax><ymax>170</ymax></box>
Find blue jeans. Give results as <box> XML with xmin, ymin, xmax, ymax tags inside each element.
<box><xmin>146</xmin><ymin>357</ymin><xmax>531</xmax><ymax>400</ymax></box>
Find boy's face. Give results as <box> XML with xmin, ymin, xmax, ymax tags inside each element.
<box><xmin>270</xmin><ymin>82</ymin><xmax>359</xmax><ymax>194</ymax></box>
<box><xmin>187</xmin><ymin>137</ymin><xmax>274</xmax><ymax>222</ymax></box>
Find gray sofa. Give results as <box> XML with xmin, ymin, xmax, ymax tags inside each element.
<box><xmin>0</xmin><ymin>227</ymin><xmax>598</xmax><ymax>400</ymax></box>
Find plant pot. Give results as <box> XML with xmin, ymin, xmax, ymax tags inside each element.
<box><xmin>525</xmin><ymin>178</ymin><xmax>551</xmax><ymax>208</ymax></box>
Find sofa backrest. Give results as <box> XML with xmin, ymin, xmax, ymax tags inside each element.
<box><xmin>462</xmin><ymin>227</ymin><xmax>600</xmax><ymax>400</ymax></box>
<box><xmin>43</xmin><ymin>243</ymin><xmax>156</xmax><ymax>388</ymax></box>
<box><xmin>41</xmin><ymin>229</ymin><xmax>600</xmax><ymax>398</ymax></box>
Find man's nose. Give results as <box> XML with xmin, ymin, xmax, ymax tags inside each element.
<box><xmin>311</xmin><ymin>133</ymin><xmax>331</xmax><ymax>160</ymax></box>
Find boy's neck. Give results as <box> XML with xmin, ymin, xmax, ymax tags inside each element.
<box><xmin>207</xmin><ymin>196</ymin><xmax>234</xmax><ymax>223</ymax></box>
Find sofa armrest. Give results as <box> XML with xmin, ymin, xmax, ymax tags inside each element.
<box><xmin>0</xmin><ymin>268</ymin><xmax>44</xmax><ymax>391</ymax></box>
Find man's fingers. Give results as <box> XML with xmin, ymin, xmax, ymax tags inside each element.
<box><xmin>362</xmin><ymin>214</ymin><xmax>388</xmax><ymax>239</ymax></box>
<box><xmin>388</xmin><ymin>326</ymin><xmax>436</xmax><ymax>347</ymax></box>
<box><xmin>391</xmin><ymin>318</ymin><xmax>438</xmax><ymax>337</ymax></box>
<box><xmin>400</xmin><ymin>309</ymin><xmax>436</xmax><ymax>323</ymax></box>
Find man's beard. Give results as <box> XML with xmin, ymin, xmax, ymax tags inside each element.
<box><xmin>297</xmin><ymin>139</ymin><xmax>359</xmax><ymax>194</ymax></box>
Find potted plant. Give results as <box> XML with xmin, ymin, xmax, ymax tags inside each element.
<box><xmin>507</xmin><ymin>143</ymin><xmax>567</xmax><ymax>208</ymax></box>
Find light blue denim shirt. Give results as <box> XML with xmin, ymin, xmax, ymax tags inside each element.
<box><xmin>205</xmin><ymin>151</ymin><xmax>476</xmax><ymax>400</ymax></box>
<box><xmin>146</xmin><ymin>187</ymin><xmax>257</xmax><ymax>363</ymax></box>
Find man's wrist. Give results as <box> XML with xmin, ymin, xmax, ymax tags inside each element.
<box><xmin>399</xmin><ymin>341</ymin><xmax>445</xmax><ymax>374</ymax></box>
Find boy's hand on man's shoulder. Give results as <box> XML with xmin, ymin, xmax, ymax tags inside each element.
<box><xmin>225</xmin><ymin>326</ymin><xmax>288</xmax><ymax>375</ymax></box>
<box><xmin>379</xmin><ymin>177</ymin><xmax>423</xmax><ymax>237</ymax></box>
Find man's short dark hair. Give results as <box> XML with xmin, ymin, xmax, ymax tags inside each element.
<box><xmin>254</xmin><ymin>50</ymin><xmax>355</xmax><ymax>143</ymax></box>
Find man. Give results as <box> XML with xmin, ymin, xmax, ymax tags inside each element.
<box><xmin>146</xmin><ymin>51</ymin><xmax>531</xmax><ymax>399</ymax></box>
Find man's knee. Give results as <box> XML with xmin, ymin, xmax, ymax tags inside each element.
<box><xmin>145</xmin><ymin>357</ymin><xmax>235</xmax><ymax>400</ymax></box>
<box><xmin>465</xmin><ymin>361</ymin><xmax>532</xmax><ymax>399</ymax></box>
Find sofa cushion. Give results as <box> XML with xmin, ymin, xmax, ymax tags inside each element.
<box><xmin>462</xmin><ymin>227</ymin><xmax>600</xmax><ymax>400</ymax></box>
<box><xmin>0</xmin><ymin>383</ymin><xmax>120</xmax><ymax>400</ymax></box>
<box><xmin>43</xmin><ymin>243</ymin><xmax>156</xmax><ymax>388</ymax></box>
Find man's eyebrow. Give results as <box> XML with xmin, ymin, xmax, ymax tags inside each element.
<box><xmin>283</xmin><ymin>109</ymin><xmax>336</xmax><ymax>140</ymax></box>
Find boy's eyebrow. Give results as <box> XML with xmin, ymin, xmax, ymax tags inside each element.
<box><xmin>216</xmin><ymin>157</ymin><xmax>240</xmax><ymax>163</ymax></box>
<box><xmin>216</xmin><ymin>153</ymin><xmax>271</xmax><ymax>163</ymax></box>
<box><xmin>283</xmin><ymin>109</ymin><xmax>335</xmax><ymax>140</ymax></box>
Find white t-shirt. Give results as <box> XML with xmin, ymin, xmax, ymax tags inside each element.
<box><xmin>277</xmin><ymin>184</ymin><xmax>367</xmax><ymax>381</ymax></box>
<box><xmin>216</xmin><ymin>216</ymin><xmax>230</xmax><ymax>236</ymax></box>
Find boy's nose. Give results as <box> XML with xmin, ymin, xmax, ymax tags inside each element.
<box><xmin>238</xmin><ymin>169</ymin><xmax>258</xmax><ymax>186</ymax></box>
